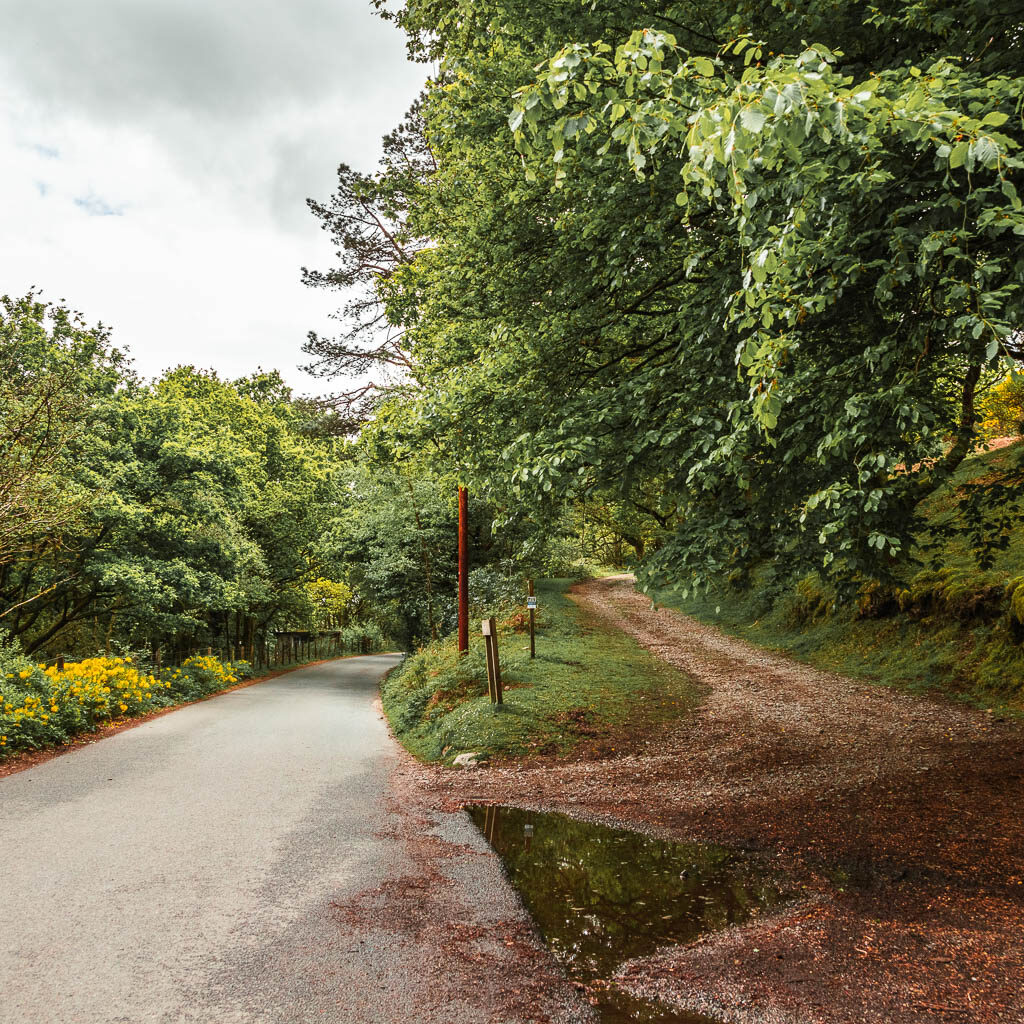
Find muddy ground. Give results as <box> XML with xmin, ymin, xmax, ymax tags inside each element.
<box><xmin>365</xmin><ymin>576</ymin><xmax>1024</xmax><ymax>1023</ymax></box>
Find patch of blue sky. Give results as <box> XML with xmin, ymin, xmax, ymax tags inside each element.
<box><xmin>74</xmin><ymin>194</ymin><xmax>124</xmax><ymax>216</ymax></box>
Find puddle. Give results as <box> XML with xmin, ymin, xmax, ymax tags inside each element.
<box><xmin>468</xmin><ymin>804</ymin><xmax>787</xmax><ymax>1024</ymax></box>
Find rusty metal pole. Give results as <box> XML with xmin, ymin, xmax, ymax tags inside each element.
<box><xmin>458</xmin><ymin>486</ymin><xmax>469</xmax><ymax>655</ymax></box>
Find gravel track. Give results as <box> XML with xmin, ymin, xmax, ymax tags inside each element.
<box><xmin>409</xmin><ymin>575</ymin><xmax>1024</xmax><ymax>1024</ymax></box>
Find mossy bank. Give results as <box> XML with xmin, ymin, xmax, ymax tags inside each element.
<box><xmin>651</xmin><ymin>441</ymin><xmax>1024</xmax><ymax>712</ymax></box>
<box><xmin>381</xmin><ymin>579</ymin><xmax>700</xmax><ymax>764</ymax></box>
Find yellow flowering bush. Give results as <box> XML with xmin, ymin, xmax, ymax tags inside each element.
<box><xmin>980</xmin><ymin>372</ymin><xmax>1024</xmax><ymax>439</ymax></box>
<box><xmin>0</xmin><ymin>654</ymin><xmax>252</xmax><ymax>757</ymax></box>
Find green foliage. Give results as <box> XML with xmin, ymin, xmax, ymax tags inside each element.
<box><xmin>314</xmin><ymin>0</ymin><xmax>1024</xmax><ymax>600</ymax></box>
<box><xmin>304</xmin><ymin>578</ymin><xmax>354</xmax><ymax>630</ymax></box>
<box><xmin>1007</xmin><ymin>577</ymin><xmax>1024</xmax><ymax>631</ymax></box>
<box><xmin>980</xmin><ymin>372</ymin><xmax>1024</xmax><ymax>439</ymax></box>
<box><xmin>468</xmin><ymin>563</ymin><xmax>523</xmax><ymax>615</ymax></box>
<box><xmin>0</xmin><ymin>292</ymin><xmax>125</xmax><ymax>571</ymax></box>
<box><xmin>0</xmin><ymin>293</ymin><xmax>401</xmax><ymax>660</ymax></box>
<box><xmin>381</xmin><ymin>579</ymin><xmax>701</xmax><ymax>762</ymax></box>
<box><xmin>651</xmin><ymin>444</ymin><xmax>1024</xmax><ymax>707</ymax></box>
<box><xmin>783</xmin><ymin>576</ymin><xmax>835</xmax><ymax>627</ymax></box>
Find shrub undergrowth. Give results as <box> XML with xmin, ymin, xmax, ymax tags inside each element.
<box><xmin>0</xmin><ymin>652</ymin><xmax>252</xmax><ymax>758</ymax></box>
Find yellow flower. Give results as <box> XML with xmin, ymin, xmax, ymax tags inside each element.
<box><xmin>18</xmin><ymin>669</ymin><xmax>30</xmax><ymax>679</ymax></box>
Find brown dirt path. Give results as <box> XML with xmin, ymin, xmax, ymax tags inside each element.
<box><xmin>412</xmin><ymin>575</ymin><xmax>1024</xmax><ymax>1024</ymax></box>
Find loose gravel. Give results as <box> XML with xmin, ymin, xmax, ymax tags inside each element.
<box><xmin>395</xmin><ymin>576</ymin><xmax>1024</xmax><ymax>1024</ymax></box>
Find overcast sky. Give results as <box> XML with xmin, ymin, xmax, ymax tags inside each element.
<box><xmin>0</xmin><ymin>0</ymin><xmax>426</xmax><ymax>394</ymax></box>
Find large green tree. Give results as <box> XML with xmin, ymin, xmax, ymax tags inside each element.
<box><xmin>0</xmin><ymin>307</ymin><xmax>355</xmax><ymax>657</ymax></box>
<box><xmin>311</xmin><ymin>0</ymin><xmax>1024</xmax><ymax>593</ymax></box>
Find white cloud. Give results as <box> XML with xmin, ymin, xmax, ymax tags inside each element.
<box><xmin>0</xmin><ymin>0</ymin><xmax>426</xmax><ymax>393</ymax></box>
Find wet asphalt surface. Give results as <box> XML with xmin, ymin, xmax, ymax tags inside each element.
<box><xmin>0</xmin><ymin>655</ymin><xmax>511</xmax><ymax>1024</ymax></box>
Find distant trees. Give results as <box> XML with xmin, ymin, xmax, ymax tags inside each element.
<box><xmin>0</xmin><ymin>294</ymin><xmax>121</xmax><ymax>581</ymax></box>
<box><xmin>981</xmin><ymin>373</ymin><xmax>1024</xmax><ymax>439</ymax></box>
<box><xmin>0</xmin><ymin>291</ymin><xmax>579</xmax><ymax>658</ymax></box>
<box><xmin>0</xmin><ymin>294</ymin><xmax>364</xmax><ymax>657</ymax></box>
<box><xmin>301</xmin><ymin>101</ymin><xmax>433</xmax><ymax>423</ymax></box>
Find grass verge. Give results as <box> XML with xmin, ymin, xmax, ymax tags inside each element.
<box><xmin>381</xmin><ymin>579</ymin><xmax>701</xmax><ymax>764</ymax></box>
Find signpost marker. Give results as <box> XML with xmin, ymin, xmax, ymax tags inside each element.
<box><xmin>527</xmin><ymin>580</ymin><xmax>536</xmax><ymax>658</ymax></box>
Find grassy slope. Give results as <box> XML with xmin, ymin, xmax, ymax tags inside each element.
<box><xmin>381</xmin><ymin>579</ymin><xmax>701</xmax><ymax>763</ymax></box>
<box><xmin>651</xmin><ymin>441</ymin><xmax>1024</xmax><ymax>712</ymax></box>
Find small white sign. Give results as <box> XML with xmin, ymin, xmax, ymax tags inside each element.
<box><xmin>526</xmin><ymin>596</ymin><xmax>537</xmax><ymax>609</ymax></box>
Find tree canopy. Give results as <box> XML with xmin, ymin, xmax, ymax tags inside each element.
<box><xmin>308</xmin><ymin>0</ymin><xmax>1024</xmax><ymax>594</ymax></box>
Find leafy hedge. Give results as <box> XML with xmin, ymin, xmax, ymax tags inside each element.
<box><xmin>0</xmin><ymin>652</ymin><xmax>251</xmax><ymax>757</ymax></box>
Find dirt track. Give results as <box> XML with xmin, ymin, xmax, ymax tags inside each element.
<box><xmin>395</xmin><ymin>575</ymin><xmax>1024</xmax><ymax>1023</ymax></box>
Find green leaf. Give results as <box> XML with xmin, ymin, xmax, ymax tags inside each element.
<box><xmin>949</xmin><ymin>142</ymin><xmax>968</xmax><ymax>169</ymax></box>
<box><xmin>981</xmin><ymin>111</ymin><xmax>1009</xmax><ymax>127</ymax></box>
<box><xmin>972</xmin><ymin>136</ymin><xmax>999</xmax><ymax>166</ymax></box>
<box><xmin>692</xmin><ymin>57</ymin><xmax>715</xmax><ymax>77</ymax></box>
<box><xmin>739</xmin><ymin>107</ymin><xmax>767</xmax><ymax>133</ymax></box>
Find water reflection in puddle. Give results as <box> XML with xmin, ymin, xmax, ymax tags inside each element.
<box><xmin>468</xmin><ymin>804</ymin><xmax>787</xmax><ymax>1024</ymax></box>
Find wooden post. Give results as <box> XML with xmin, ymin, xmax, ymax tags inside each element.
<box><xmin>481</xmin><ymin>617</ymin><xmax>503</xmax><ymax>705</ymax></box>
<box><xmin>527</xmin><ymin>579</ymin><xmax>536</xmax><ymax>659</ymax></box>
<box><xmin>155</xmin><ymin>650</ymin><xmax>161</xmax><ymax>674</ymax></box>
<box><xmin>56</xmin><ymin>655</ymin><xmax>65</xmax><ymax>674</ymax></box>
<box><xmin>458</xmin><ymin>486</ymin><xmax>469</xmax><ymax>655</ymax></box>
<box><xmin>482</xmin><ymin>619</ymin><xmax>496</xmax><ymax>702</ymax></box>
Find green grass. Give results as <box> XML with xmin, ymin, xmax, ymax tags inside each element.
<box><xmin>650</xmin><ymin>441</ymin><xmax>1024</xmax><ymax>712</ymax></box>
<box><xmin>381</xmin><ymin>579</ymin><xmax>702</xmax><ymax>764</ymax></box>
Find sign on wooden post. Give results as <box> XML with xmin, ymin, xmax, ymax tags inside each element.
<box><xmin>481</xmin><ymin>617</ymin><xmax>503</xmax><ymax>705</ymax></box>
<box><xmin>527</xmin><ymin>579</ymin><xmax>537</xmax><ymax>659</ymax></box>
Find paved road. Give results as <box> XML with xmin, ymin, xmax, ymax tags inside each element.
<box><xmin>0</xmin><ymin>655</ymin><xmax>441</xmax><ymax>1024</ymax></box>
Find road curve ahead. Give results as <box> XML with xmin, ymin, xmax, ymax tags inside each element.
<box><xmin>0</xmin><ymin>655</ymin><xmax>413</xmax><ymax>1024</ymax></box>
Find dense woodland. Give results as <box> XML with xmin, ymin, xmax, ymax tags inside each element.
<box><xmin>4</xmin><ymin>0</ymin><xmax>1024</xmax><ymax>672</ymax></box>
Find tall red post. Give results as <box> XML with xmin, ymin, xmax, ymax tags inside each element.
<box><xmin>458</xmin><ymin>486</ymin><xmax>469</xmax><ymax>654</ymax></box>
